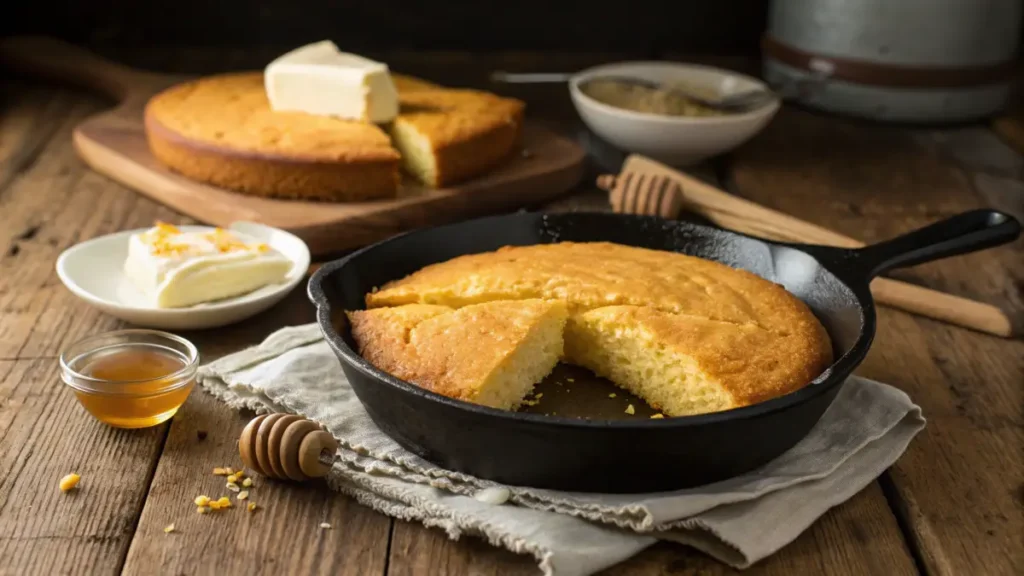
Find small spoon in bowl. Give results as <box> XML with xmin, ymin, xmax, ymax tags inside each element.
<box><xmin>490</xmin><ymin>71</ymin><xmax>779</xmax><ymax>114</ymax></box>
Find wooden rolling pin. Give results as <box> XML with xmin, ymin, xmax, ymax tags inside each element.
<box><xmin>599</xmin><ymin>154</ymin><xmax>1017</xmax><ymax>338</ymax></box>
<box><xmin>239</xmin><ymin>414</ymin><xmax>339</xmax><ymax>481</ymax></box>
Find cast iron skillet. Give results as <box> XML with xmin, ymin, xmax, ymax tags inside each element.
<box><xmin>308</xmin><ymin>209</ymin><xmax>1019</xmax><ymax>493</ymax></box>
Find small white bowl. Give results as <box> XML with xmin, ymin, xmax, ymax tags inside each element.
<box><xmin>56</xmin><ymin>222</ymin><xmax>311</xmax><ymax>330</ymax></box>
<box><xmin>569</xmin><ymin>61</ymin><xmax>780</xmax><ymax>165</ymax></box>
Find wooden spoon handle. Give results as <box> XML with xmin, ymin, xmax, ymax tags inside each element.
<box><xmin>605</xmin><ymin>154</ymin><xmax>1017</xmax><ymax>338</ymax></box>
<box><xmin>0</xmin><ymin>35</ymin><xmax>155</xmax><ymax>101</ymax></box>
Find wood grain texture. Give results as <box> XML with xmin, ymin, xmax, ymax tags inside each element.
<box><xmin>121</xmin><ymin>390</ymin><xmax>391</xmax><ymax>576</ymax></box>
<box><xmin>730</xmin><ymin>106</ymin><xmax>1024</xmax><ymax>576</ymax></box>
<box><xmin>0</xmin><ymin>85</ymin><xmax>182</xmax><ymax>360</ymax></box>
<box><xmin>0</xmin><ymin>358</ymin><xmax>167</xmax><ymax>575</ymax></box>
<box><xmin>0</xmin><ymin>36</ymin><xmax>587</xmax><ymax>257</ymax></box>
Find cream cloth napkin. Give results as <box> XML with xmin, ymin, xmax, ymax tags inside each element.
<box><xmin>198</xmin><ymin>324</ymin><xmax>925</xmax><ymax>576</ymax></box>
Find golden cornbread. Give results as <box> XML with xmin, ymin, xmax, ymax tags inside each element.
<box><xmin>348</xmin><ymin>300</ymin><xmax>567</xmax><ymax>410</ymax></box>
<box><xmin>145</xmin><ymin>72</ymin><xmax>401</xmax><ymax>201</ymax></box>
<box><xmin>390</xmin><ymin>89</ymin><xmax>525</xmax><ymax>187</ymax></box>
<box><xmin>359</xmin><ymin>242</ymin><xmax>833</xmax><ymax>416</ymax></box>
<box><xmin>145</xmin><ymin>72</ymin><xmax>524</xmax><ymax>200</ymax></box>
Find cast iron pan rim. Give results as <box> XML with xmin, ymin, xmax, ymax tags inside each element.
<box><xmin>308</xmin><ymin>211</ymin><xmax>876</xmax><ymax>430</ymax></box>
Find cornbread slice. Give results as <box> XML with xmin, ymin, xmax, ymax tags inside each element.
<box><xmin>348</xmin><ymin>300</ymin><xmax>567</xmax><ymax>410</ymax></box>
<box><xmin>390</xmin><ymin>89</ymin><xmax>525</xmax><ymax>187</ymax></box>
<box><xmin>564</xmin><ymin>306</ymin><xmax>829</xmax><ymax>416</ymax></box>
<box><xmin>360</xmin><ymin>242</ymin><xmax>833</xmax><ymax>415</ymax></box>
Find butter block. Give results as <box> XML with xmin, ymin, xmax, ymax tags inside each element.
<box><xmin>124</xmin><ymin>223</ymin><xmax>292</xmax><ymax>309</ymax></box>
<box><xmin>265</xmin><ymin>40</ymin><xmax>399</xmax><ymax>123</ymax></box>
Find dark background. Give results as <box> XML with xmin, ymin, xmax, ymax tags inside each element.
<box><xmin>3</xmin><ymin>1</ymin><xmax>770</xmax><ymax>60</ymax></box>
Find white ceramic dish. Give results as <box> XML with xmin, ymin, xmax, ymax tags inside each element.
<box><xmin>56</xmin><ymin>222</ymin><xmax>311</xmax><ymax>330</ymax></box>
<box><xmin>569</xmin><ymin>61</ymin><xmax>780</xmax><ymax>165</ymax></box>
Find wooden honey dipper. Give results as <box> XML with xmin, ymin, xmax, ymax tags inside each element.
<box><xmin>597</xmin><ymin>154</ymin><xmax>1018</xmax><ymax>338</ymax></box>
<box><xmin>238</xmin><ymin>414</ymin><xmax>339</xmax><ymax>481</ymax></box>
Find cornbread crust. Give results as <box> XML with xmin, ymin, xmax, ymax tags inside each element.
<box><xmin>348</xmin><ymin>300</ymin><xmax>568</xmax><ymax>409</ymax></box>
<box><xmin>145</xmin><ymin>72</ymin><xmax>402</xmax><ymax>201</ymax></box>
<box><xmin>391</xmin><ymin>90</ymin><xmax>525</xmax><ymax>187</ymax></box>
<box><xmin>361</xmin><ymin>242</ymin><xmax>833</xmax><ymax>415</ymax></box>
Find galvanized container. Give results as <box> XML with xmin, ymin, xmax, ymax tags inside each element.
<box><xmin>763</xmin><ymin>0</ymin><xmax>1022</xmax><ymax>123</ymax></box>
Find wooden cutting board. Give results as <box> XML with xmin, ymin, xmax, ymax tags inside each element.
<box><xmin>0</xmin><ymin>36</ymin><xmax>586</xmax><ymax>256</ymax></box>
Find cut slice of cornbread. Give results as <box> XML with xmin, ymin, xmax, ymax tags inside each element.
<box><xmin>390</xmin><ymin>89</ymin><xmax>524</xmax><ymax>187</ymax></box>
<box><xmin>348</xmin><ymin>299</ymin><xmax>567</xmax><ymax>410</ymax></box>
<box><xmin>564</xmin><ymin>306</ymin><xmax>829</xmax><ymax>416</ymax></box>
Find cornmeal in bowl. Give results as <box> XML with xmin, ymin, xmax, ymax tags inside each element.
<box><xmin>353</xmin><ymin>242</ymin><xmax>832</xmax><ymax>417</ymax></box>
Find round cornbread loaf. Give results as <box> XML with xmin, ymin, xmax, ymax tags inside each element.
<box><xmin>145</xmin><ymin>72</ymin><xmax>524</xmax><ymax>200</ymax></box>
<box><xmin>359</xmin><ymin>242</ymin><xmax>834</xmax><ymax>416</ymax></box>
<box><xmin>146</xmin><ymin>72</ymin><xmax>401</xmax><ymax>201</ymax></box>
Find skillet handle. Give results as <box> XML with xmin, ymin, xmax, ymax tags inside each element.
<box><xmin>852</xmin><ymin>209</ymin><xmax>1020</xmax><ymax>279</ymax></box>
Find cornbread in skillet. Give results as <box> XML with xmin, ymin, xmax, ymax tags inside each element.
<box><xmin>145</xmin><ymin>72</ymin><xmax>524</xmax><ymax>199</ymax></box>
<box><xmin>348</xmin><ymin>300</ymin><xmax>567</xmax><ymax>410</ymax></box>
<box><xmin>359</xmin><ymin>242</ymin><xmax>832</xmax><ymax>416</ymax></box>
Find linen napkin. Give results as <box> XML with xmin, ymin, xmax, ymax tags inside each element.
<box><xmin>198</xmin><ymin>324</ymin><xmax>925</xmax><ymax>576</ymax></box>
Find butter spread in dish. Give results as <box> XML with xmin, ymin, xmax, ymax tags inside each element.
<box><xmin>123</xmin><ymin>222</ymin><xmax>293</xmax><ymax>308</ymax></box>
<box><xmin>264</xmin><ymin>40</ymin><xmax>399</xmax><ymax>123</ymax></box>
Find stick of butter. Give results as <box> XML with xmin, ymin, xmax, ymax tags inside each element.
<box><xmin>265</xmin><ymin>40</ymin><xmax>399</xmax><ymax>123</ymax></box>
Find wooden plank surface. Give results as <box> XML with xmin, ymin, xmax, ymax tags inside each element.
<box><xmin>729</xmin><ymin>107</ymin><xmax>1024</xmax><ymax>576</ymax></box>
<box><xmin>0</xmin><ymin>81</ymin><xmax>182</xmax><ymax>575</ymax></box>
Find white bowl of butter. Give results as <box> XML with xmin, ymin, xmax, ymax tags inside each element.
<box><xmin>56</xmin><ymin>222</ymin><xmax>310</xmax><ymax>330</ymax></box>
<box><xmin>569</xmin><ymin>61</ymin><xmax>779</xmax><ymax>165</ymax></box>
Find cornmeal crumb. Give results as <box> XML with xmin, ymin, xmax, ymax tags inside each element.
<box><xmin>608</xmin><ymin>393</ymin><xmax>617</xmax><ymax>398</ymax></box>
<box><xmin>226</xmin><ymin>474</ymin><xmax>238</xmax><ymax>484</ymax></box>
<box><xmin>197</xmin><ymin>506</ymin><xmax>209</xmax><ymax>515</ymax></box>
<box><xmin>651</xmin><ymin>414</ymin><xmax>665</xmax><ymax>419</ymax></box>
<box><xmin>242</xmin><ymin>478</ymin><xmax>253</xmax><ymax>488</ymax></box>
<box><xmin>247</xmin><ymin>503</ymin><xmax>258</xmax><ymax>512</ymax></box>
<box><xmin>163</xmin><ymin>524</ymin><xmax>175</xmax><ymax>533</ymax></box>
<box><xmin>226</xmin><ymin>482</ymin><xmax>241</xmax><ymax>492</ymax></box>
<box><xmin>213</xmin><ymin>467</ymin><xmax>228</xmax><ymax>476</ymax></box>
<box><xmin>238</xmin><ymin>491</ymin><xmax>249</xmax><ymax>501</ymax></box>
<box><xmin>625</xmin><ymin>404</ymin><xmax>635</xmax><ymax>415</ymax></box>
<box><xmin>59</xmin><ymin>473</ymin><xmax>80</xmax><ymax>493</ymax></box>
<box><xmin>194</xmin><ymin>495</ymin><xmax>211</xmax><ymax>507</ymax></box>
<box><xmin>566</xmin><ymin>378</ymin><xmax>575</xmax><ymax>383</ymax></box>
<box><xmin>320</xmin><ymin>522</ymin><xmax>332</xmax><ymax>529</ymax></box>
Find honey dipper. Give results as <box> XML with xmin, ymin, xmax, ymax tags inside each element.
<box><xmin>238</xmin><ymin>414</ymin><xmax>339</xmax><ymax>481</ymax></box>
<box><xmin>597</xmin><ymin>155</ymin><xmax>1018</xmax><ymax>338</ymax></box>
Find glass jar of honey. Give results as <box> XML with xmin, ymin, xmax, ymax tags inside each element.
<box><xmin>60</xmin><ymin>330</ymin><xmax>200</xmax><ymax>428</ymax></box>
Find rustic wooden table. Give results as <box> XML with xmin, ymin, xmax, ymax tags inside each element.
<box><xmin>1</xmin><ymin>50</ymin><xmax>1021</xmax><ymax>576</ymax></box>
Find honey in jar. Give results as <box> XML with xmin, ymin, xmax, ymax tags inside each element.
<box><xmin>60</xmin><ymin>330</ymin><xmax>200</xmax><ymax>429</ymax></box>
